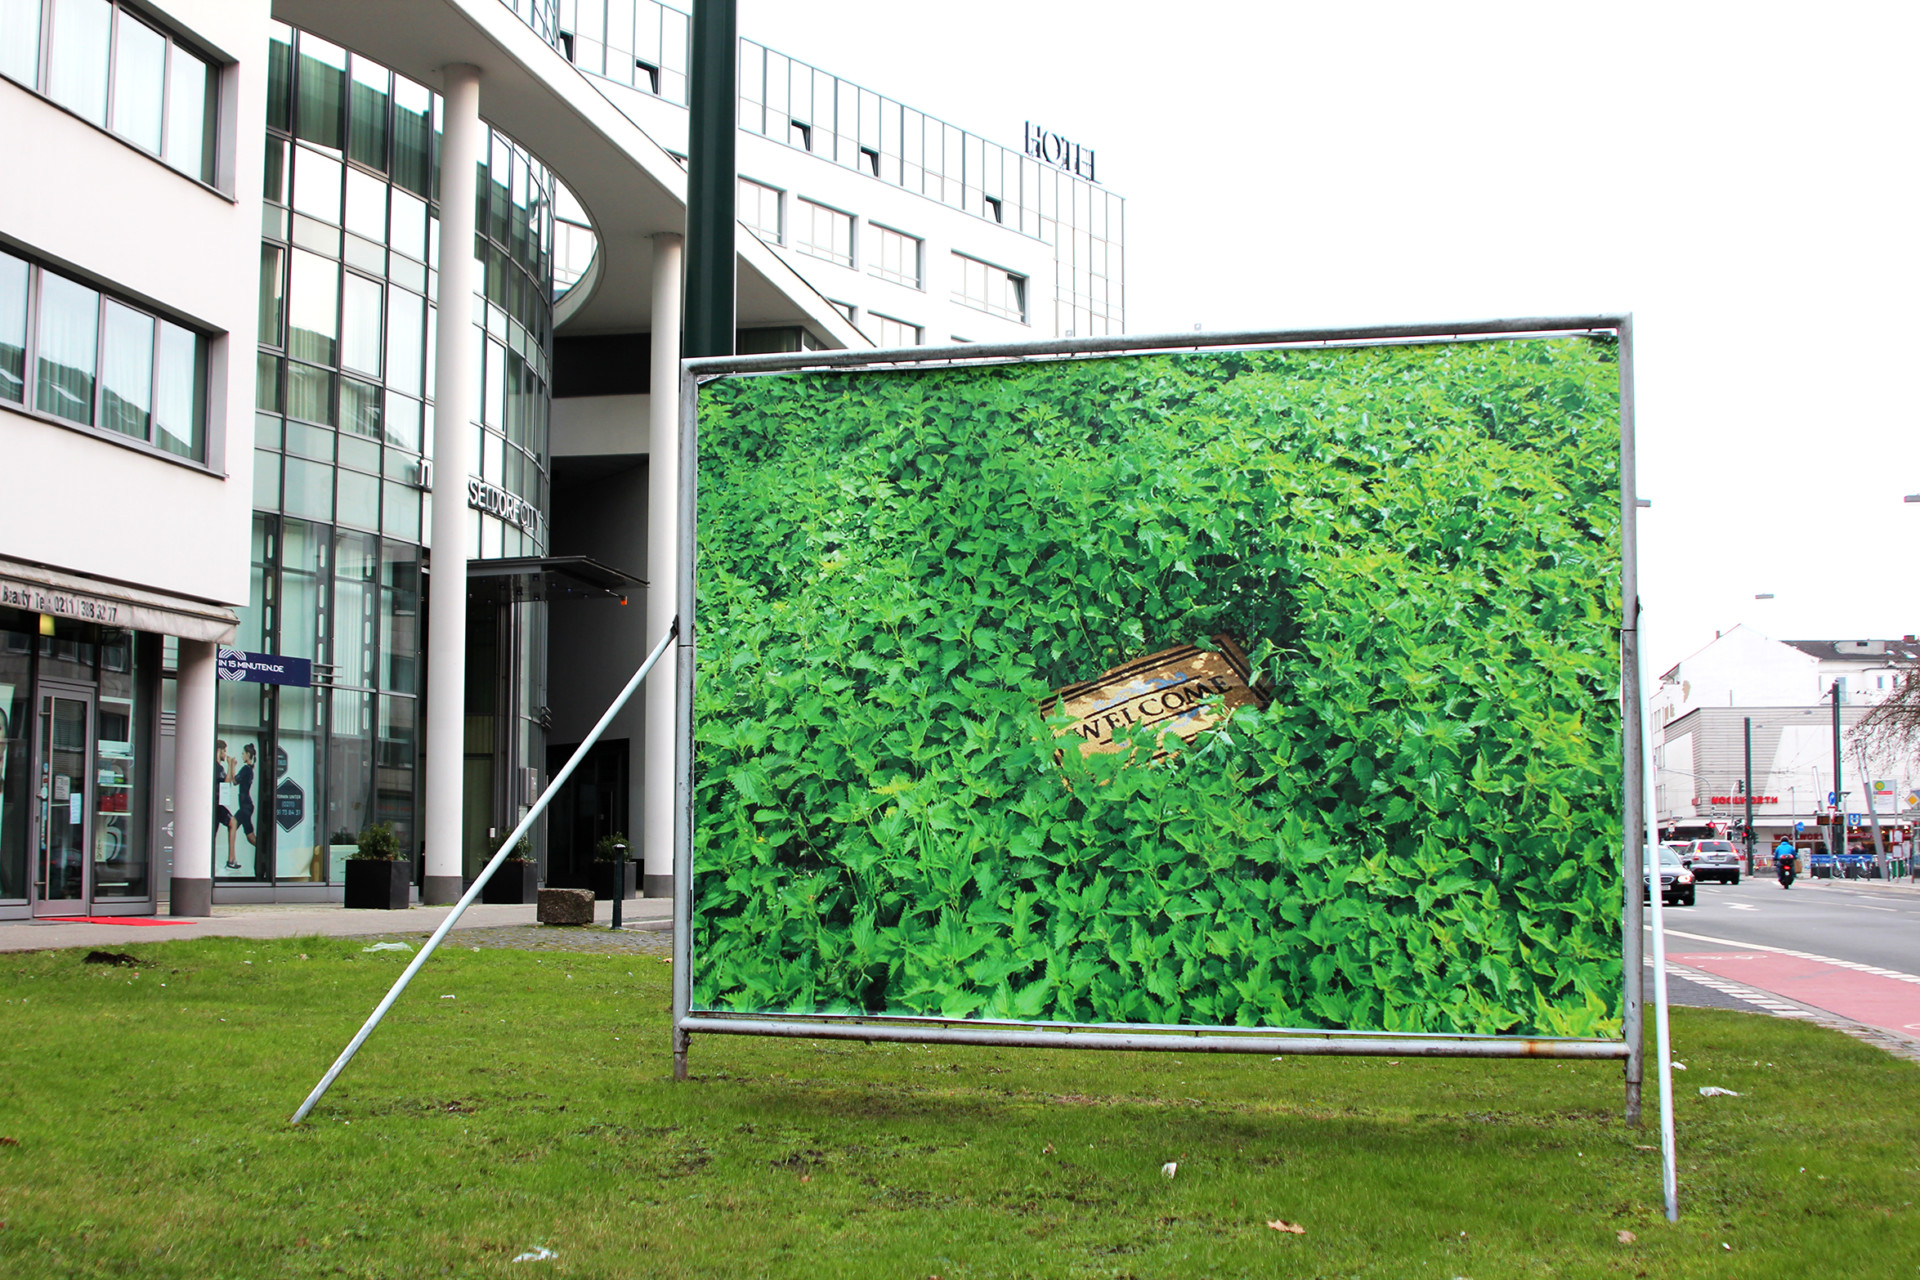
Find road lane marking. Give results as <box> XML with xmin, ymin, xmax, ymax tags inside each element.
<box><xmin>1656</xmin><ymin>928</ymin><xmax>1920</xmax><ymax>986</ymax></box>
<box><xmin>1858</xmin><ymin>906</ymin><xmax>1899</xmax><ymax>913</ymax></box>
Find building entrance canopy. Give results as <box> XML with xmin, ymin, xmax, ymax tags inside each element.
<box><xmin>462</xmin><ymin>555</ymin><xmax>643</xmax><ymax>606</ymax></box>
<box><xmin>0</xmin><ymin>557</ymin><xmax>239</xmax><ymax>644</ymax></box>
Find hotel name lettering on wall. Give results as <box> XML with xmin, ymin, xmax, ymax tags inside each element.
<box><xmin>1049</xmin><ymin>637</ymin><xmax>1266</xmax><ymax>757</ymax></box>
<box><xmin>1024</xmin><ymin>122</ymin><xmax>1097</xmax><ymax>183</ymax></box>
<box><xmin>467</xmin><ymin>477</ymin><xmax>540</xmax><ymax>534</ymax></box>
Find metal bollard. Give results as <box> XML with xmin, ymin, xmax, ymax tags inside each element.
<box><xmin>610</xmin><ymin>839</ymin><xmax>630</xmax><ymax>930</ymax></box>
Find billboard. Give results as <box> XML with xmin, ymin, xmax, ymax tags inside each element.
<box><xmin>676</xmin><ymin>320</ymin><xmax>1635</xmax><ymax>1055</ymax></box>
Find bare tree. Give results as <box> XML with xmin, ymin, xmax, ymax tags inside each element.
<box><xmin>1851</xmin><ymin>657</ymin><xmax>1920</xmax><ymax>759</ymax></box>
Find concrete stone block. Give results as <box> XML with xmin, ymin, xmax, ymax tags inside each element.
<box><xmin>537</xmin><ymin>887</ymin><xmax>595</xmax><ymax>925</ymax></box>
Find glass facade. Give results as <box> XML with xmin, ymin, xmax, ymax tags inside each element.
<box><xmin>533</xmin><ymin>1</ymin><xmax>1124</xmax><ymax>336</ymax></box>
<box><xmin>221</xmin><ymin>24</ymin><xmax>566</xmax><ymax>889</ymax></box>
<box><xmin>1</xmin><ymin>0</ymin><xmax>218</xmax><ymax>184</ymax></box>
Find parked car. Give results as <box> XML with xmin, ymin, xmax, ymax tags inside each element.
<box><xmin>1644</xmin><ymin>846</ymin><xmax>1696</xmax><ymax>907</ymax></box>
<box><xmin>1683</xmin><ymin>839</ymin><xmax>1741</xmax><ymax>885</ymax></box>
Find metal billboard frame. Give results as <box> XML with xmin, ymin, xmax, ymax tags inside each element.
<box><xmin>672</xmin><ymin>316</ymin><xmax>1644</xmax><ymax>1115</ymax></box>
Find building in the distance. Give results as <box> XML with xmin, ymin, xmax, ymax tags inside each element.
<box><xmin>0</xmin><ymin>0</ymin><xmax>1126</xmax><ymax>920</ymax></box>
<box><xmin>1652</xmin><ymin>626</ymin><xmax>1917</xmax><ymax>852</ymax></box>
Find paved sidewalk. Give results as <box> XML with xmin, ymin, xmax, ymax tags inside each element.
<box><xmin>0</xmin><ymin>896</ymin><xmax>672</xmax><ymax>953</ymax></box>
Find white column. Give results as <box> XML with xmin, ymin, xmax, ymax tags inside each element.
<box><xmin>169</xmin><ymin>639</ymin><xmax>216</xmax><ymax>916</ymax></box>
<box><xmin>643</xmin><ymin>232</ymin><xmax>683</xmax><ymax>897</ymax></box>
<box><xmin>422</xmin><ymin>64</ymin><xmax>483</xmax><ymax>905</ymax></box>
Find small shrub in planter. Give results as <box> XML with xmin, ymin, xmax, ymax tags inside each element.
<box><xmin>343</xmin><ymin>823</ymin><xmax>410</xmax><ymax>910</ymax></box>
<box><xmin>591</xmin><ymin>832</ymin><xmax>634</xmax><ymax>901</ymax></box>
<box><xmin>482</xmin><ymin>836</ymin><xmax>540</xmax><ymax>905</ymax></box>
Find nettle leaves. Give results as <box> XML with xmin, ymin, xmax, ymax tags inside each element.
<box><xmin>692</xmin><ymin>338</ymin><xmax>1624</xmax><ymax>1038</ymax></box>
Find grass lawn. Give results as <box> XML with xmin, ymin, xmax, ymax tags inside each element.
<box><xmin>1</xmin><ymin>935</ymin><xmax>1916</xmax><ymax>1278</ymax></box>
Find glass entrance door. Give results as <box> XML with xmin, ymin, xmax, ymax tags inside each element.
<box><xmin>33</xmin><ymin>690</ymin><xmax>92</xmax><ymax>917</ymax></box>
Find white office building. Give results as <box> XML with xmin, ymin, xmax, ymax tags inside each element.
<box><xmin>1652</xmin><ymin>626</ymin><xmax>1917</xmax><ymax>850</ymax></box>
<box><xmin>0</xmin><ymin>0</ymin><xmax>1127</xmax><ymax>919</ymax></box>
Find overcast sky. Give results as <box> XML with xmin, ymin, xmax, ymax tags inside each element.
<box><xmin>740</xmin><ymin>1</ymin><xmax>1919</xmax><ymax>673</ymax></box>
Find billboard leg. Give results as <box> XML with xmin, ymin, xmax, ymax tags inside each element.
<box><xmin>673</xmin><ymin>1028</ymin><xmax>690</xmax><ymax>1081</ymax></box>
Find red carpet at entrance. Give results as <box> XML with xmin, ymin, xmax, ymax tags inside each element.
<box><xmin>40</xmin><ymin>917</ymin><xmax>197</xmax><ymax>926</ymax></box>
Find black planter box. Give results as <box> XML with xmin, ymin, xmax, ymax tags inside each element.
<box><xmin>481</xmin><ymin>861</ymin><xmax>540</xmax><ymax>904</ymax></box>
<box><xmin>344</xmin><ymin>859</ymin><xmax>412</xmax><ymax>910</ymax></box>
<box><xmin>590</xmin><ymin>860</ymin><xmax>635</xmax><ymax>901</ymax></box>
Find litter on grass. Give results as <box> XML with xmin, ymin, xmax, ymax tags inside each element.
<box><xmin>1699</xmin><ymin>1086</ymin><xmax>1740</xmax><ymax>1097</ymax></box>
<box><xmin>440</xmin><ymin>994</ymin><xmax>456</xmax><ymax>1000</ymax></box>
<box><xmin>362</xmin><ymin>942</ymin><xmax>412</xmax><ymax>953</ymax></box>
<box><xmin>511</xmin><ymin>1246</ymin><xmax>556</xmax><ymax>1262</ymax></box>
<box><xmin>1671</xmin><ymin>1062</ymin><xmax>1687</xmax><ymax>1071</ymax></box>
<box><xmin>1160</xmin><ymin>1162</ymin><xmax>1177</xmax><ymax>1180</ymax></box>
<box><xmin>1267</xmin><ymin>1220</ymin><xmax>1305</xmax><ymax>1234</ymax></box>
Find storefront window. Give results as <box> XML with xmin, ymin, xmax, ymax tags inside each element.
<box><xmin>91</xmin><ymin>629</ymin><xmax>149</xmax><ymax>900</ymax></box>
<box><xmin>0</xmin><ymin>617</ymin><xmax>30</xmax><ymax>901</ymax></box>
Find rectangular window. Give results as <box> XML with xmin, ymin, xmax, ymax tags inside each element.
<box><xmin>294</xmin><ymin>33</ymin><xmax>346</xmax><ymax>153</ymax></box>
<box><xmin>46</xmin><ymin>0</ymin><xmax>111</xmax><ymax>124</ymax></box>
<box><xmin>347</xmin><ymin>56</ymin><xmax>389</xmax><ymax>173</ymax></box>
<box><xmin>292</xmin><ymin>146</ymin><xmax>343</xmax><ymax>226</ymax></box>
<box><xmin>952</xmin><ymin>252</ymin><xmax>1028</xmax><ymax>323</ymax></box>
<box><xmin>389</xmin><ymin>74</ymin><xmax>432</xmax><ymax>199</ymax></box>
<box><xmin>868</xmin><ymin>223</ymin><xmax>922</xmax><ymax>288</ymax></box>
<box><xmin>0</xmin><ymin>0</ymin><xmax>42</xmax><ymax>85</ymax></box>
<box><xmin>258</xmin><ymin>244</ymin><xmax>285</xmax><ymax>348</ymax></box>
<box><xmin>344</xmin><ymin>167</ymin><xmax>386</xmax><ymax>243</ymax></box>
<box><xmin>0</xmin><ymin>250</ymin><xmax>25</xmax><ymax>403</ymax></box>
<box><xmin>109</xmin><ymin>7</ymin><xmax>164</xmax><ymax>154</ymax></box>
<box><xmin>35</xmin><ymin>270</ymin><xmax>99</xmax><ymax>424</ymax></box>
<box><xmin>287</xmin><ymin>249</ymin><xmax>339</xmax><ymax>366</ymax></box>
<box><xmin>98</xmin><ymin>299</ymin><xmax>153</xmax><ymax>440</ymax></box>
<box><xmin>165</xmin><ymin>41</ymin><xmax>214</xmax><ymax>182</ymax></box>
<box><xmin>15</xmin><ymin>1</ymin><xmax>219</xmax><ymax>183</ymax></box>
<box><xmin>792</xmin><ymin>198</ymin><xmax>853</xmax><ymax>268</ymax></box>
<box><xmin>10</xmin><ymin>251</ymin><xmax>207</xmax><ymax>458</ymax></box>
<box><xmin>339</xmin><ymin>273</ymin><xmax>383</xmax><ymax>378</ymax></box>
<box><xmin>265</xmin><ymin>21</ymin><xmax>291</xmax><ymax>133</ymax></box>
<box><xmin>867</xmin><ymin>313</ymin><xmax>922</xmax><ymax>348</ymax></box>
<box><xmin>738</xmin><ymin>177</ymin><xmax>782</xmax><ymax>244</ymax></box>
<box><xmin>153</xmin><ymin>319</ymin><xmax>204</xmax><ymax>459</ymax></box>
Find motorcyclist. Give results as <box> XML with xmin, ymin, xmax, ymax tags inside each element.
<box><xmin>1774</xmin><ymin>836</ymin><xmax>1796</xmax><ymax>888</ymax></box>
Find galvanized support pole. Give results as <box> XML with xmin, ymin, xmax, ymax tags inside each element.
<box><xmin>684</xmin><ymin>0</ymin><xmax>736</xmax><ymax>361</ymax></box>
<box><xmin>1744</xmin><ymin>717</ymin><xmax>1755</xmax><ymax>872</ymax></box>
<box><xmin>290</xmin><ymin>625</ymin><xmax>677</xmax><ymax>1125</ymax></box>
<box><xmin>1617</xmin><ymin>317</ymin><xmax>1645</xmax><ymax>1128</ymax></box>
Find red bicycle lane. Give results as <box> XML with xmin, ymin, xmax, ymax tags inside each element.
<box><xmin>1668</xmin><ymin>940</ymin><xmax>1920</xmax><ymax>1039</ymax></box>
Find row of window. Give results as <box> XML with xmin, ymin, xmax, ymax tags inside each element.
<box><xmin>1</xmin><ymin>0</ymin><xmax>217</xmax><ymax>184</ymax></box>
<box><xmin>738</xmin><ymin>178</ymin><xmax>1027</xmax><ymax>323</ymax></box>
<box><xmin>0</xmin><ymin>248</ymin><xmax>206</xmax><ymax>462</ymax></box>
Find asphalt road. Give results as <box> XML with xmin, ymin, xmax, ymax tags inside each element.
<box><xmin>1643</xmin><ymin>873</ymin><xmax>1920</xmax><ymax>1047</ymax></box>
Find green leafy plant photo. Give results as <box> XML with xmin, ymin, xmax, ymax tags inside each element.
<box><xmin>692</xmin><ymin>338</ymin><xmax>1623</xmax><ymax>1038</ymax></box>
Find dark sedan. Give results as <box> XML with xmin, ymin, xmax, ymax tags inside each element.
<box><xmin>1644</xmin><ymin>846</ymin><xmax>1696</xmax><ymax>907</ymax></box>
